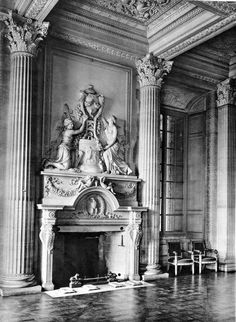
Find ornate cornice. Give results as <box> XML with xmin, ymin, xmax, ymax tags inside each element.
<box><xmin>53</xmin><ymin>9</ymin><xmax>147</xmax><ymax>46</ymax></box>
<box><xmin>50</xmin><ymin>30</ymin><xmax>140</xmax><ymax>62</ymax></box>
<box><xmin>148</xmin><ymin>6</ymin><xmax>203</xmax><ymax>41</ymax></box>
<box><xmin>17</xmin><ymin>0</ymin><xmax>59</xmax><ymax>22</ymax></box>
<box><xmin>191</xmin><ymin>1</ymin><xmax>236</xmax><ymax>16</ymax></box>
<box><xmin>2</xmin><ymin>11</ymin><xmax>49</xmax><ymax>55</ymax></box>
<box><xmin>160</xmin><ymin>13</ymin><xmax>236</xmax><ymax>59</ymax></box>
<box><xmin>136</xmin><ymin>53</ymin><xmax>173</xmax><ymax>87</ymax></box>
<box><xmin>94</xmin><ymin>0</ymin><xmax>171</xmax><ymax>22</ymax></box>
<box><xmin>216</xmin><ymin>78</ymin><xmax>236</xmax><ymax>107</ymax></box>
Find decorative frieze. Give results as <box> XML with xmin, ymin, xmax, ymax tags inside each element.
<box><xmin>136</xmin><ymin>53</ymin><xmax>173</xmax><ymax>87</ymax></box>
<box><xmin>50</xmin><ymin>30</ymin><xmax>139</xmax><ymax>62</ymax></box>
<box><xmin>44</xmin><ymin>175</ymin><xmax>95</xmax><ymax>197</ymax></box>
<box><xmin>25</xmin><ymin>0</ymin><xmax>58</xmax><ymax>21</ymax></box>
<box><xmin>216</xmin><ymin>79</ymin><xmax>236</xmax><ymax>107</ymax></box>
<box><xmin>94</xmin><ymin>0</ymin><xmax>170</xmax><ymax>22</ymax></box>
<box><xmin>160</xmin><ymin>13</ymin><xmax>236</xmax><ymax>59</ymax></box>
<box><xmin>2</xmin><ymin>11</ymin><xmax>49</xmax><ymax>55</ymax></box>
<box><xmin>204</xmin><ymin>1</ymin><xmax>236</xmax><ymax>15</ymax></box>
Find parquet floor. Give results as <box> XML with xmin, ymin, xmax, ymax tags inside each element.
<box><xmin>0</xmin><ymin>272</ymin><xmax>235</xmax><ymax>322</ymax></box>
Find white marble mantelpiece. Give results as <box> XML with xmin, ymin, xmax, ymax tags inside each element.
<box><xmin>38</xmin><ymin>170</ymin><xmax>146</xmax><ymax>290</ymax></box>
<box><xmin>41</xmin><ymin>170</ymin><xmax>141</xmax><ymax>207</ymax></box>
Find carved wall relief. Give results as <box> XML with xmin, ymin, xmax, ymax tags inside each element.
<box><xmin>43</xmin><ymin>85</ymin><xmax>132</xmax><ymax>175</ymax></box>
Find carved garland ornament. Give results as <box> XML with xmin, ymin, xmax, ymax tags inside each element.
<box><xmin>45</xmin><ymin>175</ymin><xmax>116</xmax><ymax>197</ymax></box>
<box><xmin>44</xmin><ymin>175</ymin><xmax>95</xmax><ymax>197</ymax></box>
<box><xmin>136</xmin><ymin>53</ymin><xmax>173</xmax><ymax>87</ymax></box>
<box><xmin>2</xmin><ymin>11</ymin><xmax>49</xmax><ymax>55</ymax></box>
<box><xmin>94</xmin><ymin>0</ymin><xmax>170</xmax><ymax>21</ymax></box>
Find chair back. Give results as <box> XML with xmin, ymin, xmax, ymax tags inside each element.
<box><xmin>168</xmin><ymin>242</ymin><xmax>182</xmax><ymax>256</ymax></box>
<box><xmin>192</xmin><ymin>241</ymin><xmax>205</xmax><ymax>254</ymax></box>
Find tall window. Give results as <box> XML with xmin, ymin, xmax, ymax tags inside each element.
<box><xmin>160</xmin><ymin>111</ymin><xmax>185</xmax><ymax>233</ymax></box>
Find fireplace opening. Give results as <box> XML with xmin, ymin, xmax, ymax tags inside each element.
<box><xmin>53</xmin><ymin>232</ymin><xmax>108</xmax><ymax>288</ymax></box>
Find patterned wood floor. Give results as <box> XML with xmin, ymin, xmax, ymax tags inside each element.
<box><xmin>0</xmin><ymin>272</ymin><xmax>235</xmax><ymax>321</ymax></box>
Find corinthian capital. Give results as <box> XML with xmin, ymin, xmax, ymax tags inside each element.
<box><xmin>3</xmin><ymin>11</ymin><xmax>49</xmax><ymax>55</ymax></box>
<box><xmin>216</xmin><ymin>78</ymin><xmax>236</xmax><ymax>107</ymax></box>
<box><xmin>136</xmin><ymin>53</ymin><xmax>173</xmax><ymax>87</ymax></box>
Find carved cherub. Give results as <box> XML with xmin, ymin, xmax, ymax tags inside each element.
<box><xmin>44</xmin><ymin>116</ymin><xmax>87</xmax><ymax>170</ymax></box>
<box><xmin>99</xmin><ymin>176</ymin><xmax>115</xmax><ymax>194</ymax></box>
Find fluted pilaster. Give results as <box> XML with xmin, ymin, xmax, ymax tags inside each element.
<box><xmin>0</xmin><ymin>12</ymin><xmax>48</xmax><ymax>289</ymax></box>
<box><xmin>136</xmin><ymin>53</ymin><xmax>172</xmax><ymax>278</ymax></box>
<box><xmin>216</xmin><ymin>78</ymin><xmax>236</xmax><ymax>272</ymax></box>
<box><xmin>206</xmin><ymin>91</ymin><xmax>217</xmax><ymax>247</ymax></box>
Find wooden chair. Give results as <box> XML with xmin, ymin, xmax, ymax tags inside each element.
<box><xmin>167</xmin><ymin>242</ymin><xmax>194</xmax><ymax>276</ymax></box>
<box><xmin>191</xmin><ymin>241</ymin><xmax>218</xmax><ymax>274</ymax></box>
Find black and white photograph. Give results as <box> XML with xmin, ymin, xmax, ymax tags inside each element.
<box><xmin>0</xmin><ymin>0</ymin><xmax>235</xmax><ymax>321</ymax></box>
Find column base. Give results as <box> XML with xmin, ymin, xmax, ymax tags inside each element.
<box><xmin>142</xmin><ymin>264</ymin><xmax>169</xmax><ymax>281</ymax></box>
<box><xmin>0</xmin><ymin>285</ymin><xmax>42</xmax><ymax>297</ymax></box>
<box><xmin>142</xmin><ymin>273</ymin><xmax>169</xmax><ymax>281</ymax></box>
<box><xmin>0</xmin><ymin>274</ymin><xmax>37</xmax><ymax>289</ymax></box>
<box><xmin>129</xmin><ymin>274</ymin><xmax>141</xmax><ymax>281</ymax></box>
<box><xmin>42</xmin><ymin>282</ymin><xmax>54</xmax><ymax>291</ymax></box>
<box><xmin>218</xmin><ymin>261</ymin><xmax>236</xmax><ymax>272</ymax></box>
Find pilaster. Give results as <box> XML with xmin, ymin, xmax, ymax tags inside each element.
<box><xmin>39</xmin><ymin>209</ymin><xmax>57</xmax><ymax>290</ymax></box>
<box><xmin>0</xmin><ymin>12</ymin><xmax>49</xmax><ymax>292</ymax></box>
<box><xmin>206</xmin><ymin>91</ymin><xmax>217</xmax><ymax>247</ymax></box>
<box><xmin>136</xmin><ymin>53</ymin><xmax>172</xmax><ymax>279</ymax></box>
<box><xmin>216</xmin><ymin>77</ymin><xmax>236</xmax><ymax>272</ymax></box>
<box><xmin>126</xmin><ymin>211</ymin><xmax>143</xmax><ymax>281</ymax></box>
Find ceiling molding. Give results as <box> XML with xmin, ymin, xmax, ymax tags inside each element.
<box><xmin>148</xmin><ymin>6</ymin><xmax>204</xmax><ymax>43</ymax></box>
<box><xmin>52</xmin><ymin>8</ymin><xmax>147</xmax><ymax>45</ymax></box>
<box><xmin>188</xmin><ymin>1</ymin><xmax>236</xmax><ymax>16</ymax></box>
<box><xmin>61</xmin><ymin>0</ymin><xmax>145</xmax><ymax>29</ymax></box>
<box><xmin>158</xmin><ymin>12</ymin><xmax>236</xmax><ymax>59</ymax></box>
<box><xmin>14</xmin><ymin>0</ymin><xmax>59</xmax><ymax>22</ymax></box>
<box><xmin>92</xmin><ymin>0</ymin><xmax>174</xmax><ymax>22</ymax></box>
<box><xmin>50</xmin><ymin>30</ymin><xmax>140</xmax><ymax>62</ymax></box>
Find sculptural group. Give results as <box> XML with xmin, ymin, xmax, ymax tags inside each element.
<box><xmin>44</xmin><ymin>85</ymin><xmax>132</xmax><ymax>175</ymax></box>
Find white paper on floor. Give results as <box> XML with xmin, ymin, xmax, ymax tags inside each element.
<box><xmin>44</xmin><ymin>281</ymin><xmax>154</xmax><ymax>298</ymax></box>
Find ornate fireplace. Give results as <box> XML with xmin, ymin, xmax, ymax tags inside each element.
<box><xmin>38</xmin><ymin>171</ymin><xmax>146</xmax><ymax>290</ymax></box>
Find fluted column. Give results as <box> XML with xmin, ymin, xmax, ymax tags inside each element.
<box><xmin>136</xmin><ymin>54</ymin><xmax>173</xmax><ymax>279</ymax></box>
<box><xmin>0</xmin><ymin>12</ymin><xmax>49</xmax><ymax>289</ymax></box>
<box><xmin>206</xmin><ymin>91</ymin><xmax>217</xmax><ymax>247</ymax></box>
<box><xmin>216</xmin><ymin>77</ymin><xmax>236</xmax><ymax>272</ymax></box>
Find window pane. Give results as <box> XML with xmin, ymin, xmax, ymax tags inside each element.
<box><xmin>166</xmin><ymin>215</ymin><xmax>183</xmax><ymax>232</ymax></box>
<box><xmin>166</xmin><ymin>198</ymin><xmax>183</xmax><ymax>215</ymax></box>
<box><xmin>167</xmin><ymin>132</ymin><xmax>174</xmax><ymax>148</ymax></box>
<box><xmin>160</xmin><ymin>112</ymin><xmax>185</xmax><ymax>233</ymax></box>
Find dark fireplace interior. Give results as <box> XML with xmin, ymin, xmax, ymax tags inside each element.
<box><xmin>53</xmin><ymin>232</ymin><xmax>108</xmax><ymax>288</ymax></box>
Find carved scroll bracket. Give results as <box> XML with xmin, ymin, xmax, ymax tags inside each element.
<box><xmin>126</xmin><ymin>211</ymin><xmax>143</xmax><ymax>249</ymax></box>
<box><xmin>39</xmin><ymin>210</ymin><xmax>57</xmax><ymax>254</ymax></box>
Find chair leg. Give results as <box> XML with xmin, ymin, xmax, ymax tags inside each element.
<box><xmin>199</xmin><ymin>264</ymin><xmax>201</xmax><ymax>275</ymax></box>
<box><xmin>175</xmin><ymin>265</ymin><xmax>178</xmax><ymax>276</ymax></box>
<box><xmin>215</xmin><ymin>262</ymin><xmax>217</xmax><ymax>272</ymax></box>
<box><xmin>192</xmin><ymin>263</ymin><xmax>194</xmax><ymax>275</ymax></box>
